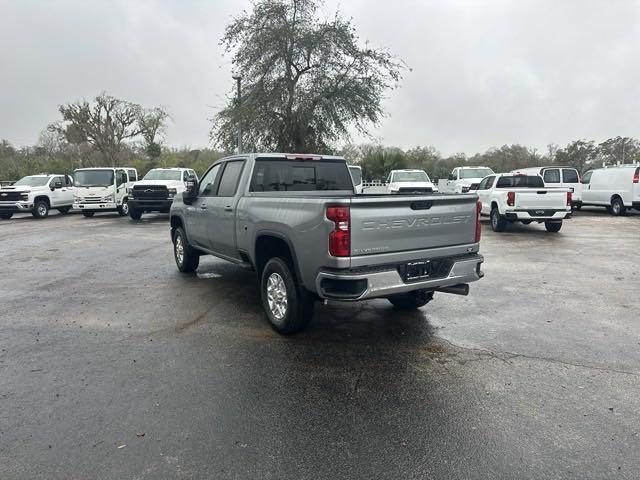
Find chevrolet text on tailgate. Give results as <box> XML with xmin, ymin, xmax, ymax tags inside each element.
<box><xmin>170</xmin><ymin>153</ymin><xmax>484</xmax><ymax>334</ymax></box>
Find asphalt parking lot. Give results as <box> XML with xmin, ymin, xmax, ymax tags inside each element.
<box><xmin>1</xmin><ymin>208</ymin><xmax>639</xmax><ymax>479</ymax></box>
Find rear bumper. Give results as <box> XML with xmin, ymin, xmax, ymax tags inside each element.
<box><xmin>505</xmin><ymin>209</ymin><xmax>570</xmax><ymax>221</ymax></box>
<box><xmin>129</xmin><ymin>198</ymin><xmax>173</xmax><ymax>212</ymax></box>
<box><xmin>0</xmin><ymin>201</ymin><xmax>33</xmax><ymax>213</ymax></box>
<box><xmin>315</xmin><ymin>253</ymin><xmax>484</xmax><ymax>301</ymax></box>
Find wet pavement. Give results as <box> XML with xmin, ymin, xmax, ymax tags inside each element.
<box><xmin>1</xmin><ymin>208</ymin><xmax>639</xmax><ymax>479</ymax></box>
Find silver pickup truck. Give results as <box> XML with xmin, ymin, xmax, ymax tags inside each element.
<box><xmin>169</xmin><ymin>153</ymin><xmax>484</xmax><ymax>334</ymax></box>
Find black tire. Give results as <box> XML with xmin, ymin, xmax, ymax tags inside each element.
<box><xmin>32</xmin><ymin>200</ymin><xmax>49</xmax><ymax>219</ymax></box>
<box><xmin>574</xmin><ymin>204</ymin><xmax>582</xmax><ymax>211</ymax></box>
<box><xmin>387</xmin><ymin>289</ymin><xmax>434</xmax><ymax>310</ymax></box>
<box><xmin>82</xmin><ymin>211</ymin><xmax>95</xmax><ymax>218</ymax></box>
<box><xmin>58</xmin><ymin>206</ymin><xmax>71</xmax><ymax>214</ymax></box>
<box><xmin>490</xmin><ymin>207</ymin><xmax>507</xmax><ymax>232</ymax></box>
<box><xmin>0</xmin><ymin>213</ymin><xmax>13</xmax><ymax>220</ymax></box>
<box><xmin>545</xmin><ymin>220</ymin><xmax>562</xmax><ymax>233</ymax></box>
<box><xmin>129</xmin><ymin>208</ymin><xmax>143</xmax><ymax>221</ymax></box>
<box><xmin>117</xmin><ymin>199</ymin><xmax>129</xmax><ymax>216</ymax></box>
<box><xmin>611</xmin><ymin>197</ymin><xmax>625</xmax><ymax>216</ymax></box>
<box><xmin>173</xmin><ymin>227</ymin><xmax>199</xmax><ymax>273</ymax></box>
<box><xmin>260</xmin><ymin>257</ymin><xmax>314</xmax><ymax>334</ymax></box>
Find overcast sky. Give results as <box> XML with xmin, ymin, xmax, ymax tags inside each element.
<box><xmin>1</xmin><ymin>0</ymin><xmax>639</xmax><ymax>155</ymax></box>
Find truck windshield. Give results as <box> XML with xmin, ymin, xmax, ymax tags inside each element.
<box><xmin>349</xmin><ymin>166</ymin><xmax>362</xmax><ymax>185</ymax></box>
<box><xmin>392</xmin><ymin>171</ymin><xmax>430</xmax><ymax>182</ymax></box>
<box><xmin>13</xmin><ymin>176</ymin><xmax>50</xmax><ymax>187</ymax></box>
<box><xmin>496</xmin><ymin>175</ymin><xmax>545</xmax><ymax>188</ymax></box>
<box><xmin>460</xmin><ymin>168</ymin><xmax>494</xmax><ymax>179</ymax></box>
<box><xmin>143</xmin><ymin>170</ymin><xmax>182</xmax><ymax>181</ymax></box>
<box><xmin>250</xmin><ymin>159</ymin><xmax>353</xmax><ymax>192</ymax></box>
<box><xmin>74</xmin><ymin>170</ymin><xmax>114</xmax><ymax>187</ymax></box>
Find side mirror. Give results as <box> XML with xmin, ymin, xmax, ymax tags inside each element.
<box><xmin>184</xmin><ymin>175</ymin><xmax>199</xmax><ymax>203</ymax></box>
<box><xmin>52</xmin><ymin>181</ymin><xmax>63</xmax><ymax>190</ymax></box>
<box><xmin>448</xmin><ymin>174</ymin><xmax>456</xmax><ymax>181</ymax></box>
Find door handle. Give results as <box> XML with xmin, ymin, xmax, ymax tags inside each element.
<box><xmin>224</xmin><ymin>206</ymin><xmax>233</xmax><ymax>212</ymax></box>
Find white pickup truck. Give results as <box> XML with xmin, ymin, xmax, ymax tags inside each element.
<box><xmin>474</xmin><ymin>173</ymin><xmax>572</xmax><ymax>232</ymax></box>
<box><xmin>438</xmin><ymin>166</ymin><xmax>495</xmax><ymax>194</ymax></box>
<box><xmin>0</xmin><ymin>174</ymin><xmax>74</xmax><ymax>219</ymax></box>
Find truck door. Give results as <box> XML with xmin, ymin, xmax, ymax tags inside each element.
<box><xmin>205</xmin><ymin>160</ymin><xmax>245</xmax><ymax>259</ymax></box>
<box><xmin>115</xmin><ymin>170</ymin><xmax>127</xmax><ymax>204</ymax></box>
<box><xmin>185</xmin><ymin>163</ymin><xmax>222</xmax><ymax>250</ymax></box>
<box><xmin>476</xmin><ymin>175</ymin><xmax>495</xmax><ymax>215</ymax></box>
<box><xmin>48</xmin><ymin>176</ymin><xmax>65</xmax><ymax>206</ymax></box>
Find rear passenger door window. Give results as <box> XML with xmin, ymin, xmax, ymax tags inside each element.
<box><xmin>562</xmin><ymin>169</ymin><xmax>579</xmax><ymax>183</ymax></box>
<box><xmin>217</xmin><ymin>161</ymin><xmax>245</xmax><ymax>197</ymax></box>
<box><xmin>543</xmin><ymin>169</ymin><xmax>560</xmax><ymax>183</ymax></box>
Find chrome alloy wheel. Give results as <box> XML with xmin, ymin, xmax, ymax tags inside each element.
<box><xmin>266</xmin><ymin>272</ymin><xmax>288</xmax><ymax>320</ymax></box>
<box><xmin>38</xmin><ymin>203</ymin><xmax>47</xmax><ymax>216</ymax></box>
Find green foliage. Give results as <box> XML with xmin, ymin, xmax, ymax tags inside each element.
<box><xmin>211</xmin><ymin>0</ymin><xmax>405</xmax><ymax>153</ymax></box>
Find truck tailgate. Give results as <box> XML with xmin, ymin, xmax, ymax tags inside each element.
<box><xmin>349</xmin><ymin>194</ymin><xmax>477</xmax><ymax>256</ymax></box>
<box><xmin>513</xmin><ymin>189</ymin><xmax>567</xmax><ymax>209</ymax></box>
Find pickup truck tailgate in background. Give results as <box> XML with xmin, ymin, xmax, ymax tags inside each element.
<box><xmin>349</xmin><ymin>195</ymin><xmax>477</xmax><ymax>256</ymax></box>
<box><xmin>513</xmin><ymin>189</ymin><xmax>567</xmax><ymax>209</ymax></box>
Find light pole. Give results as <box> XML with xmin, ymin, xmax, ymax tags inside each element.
<box><xmin>232</xmin><ymin>74</ymin><xmax>242</xmax><ymax>153</ymax></box>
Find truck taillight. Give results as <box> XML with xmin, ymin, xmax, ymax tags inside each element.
<box><xmin>567</xmin><ymin>191</ymin><xmax>573</xmax><ymax>206</ymax></box>
<box><xmin>475</xmin><ymin>200</ymin><xmax>482</xmax><ymax>243</ymax></box>
<box><xmin>327</xmin><ymin>206</ymin><xmax>350</xmax><ymax>257</ymax></box>
<box><xmin>634</xmin><ymin>168</ymin><xmax>639</xmax><ymax>184</ymax></box>
<box><xmin>507</xmin><ymin>191</ymin><xmax>515</xmax><ymax>206</ymax></box>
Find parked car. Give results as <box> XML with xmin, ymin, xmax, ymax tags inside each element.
<box><xmin>73</xmin><ymin>167</ymin><xmax>137</xmax><ymax>217</ymax></box>
<box><xmin>474</xmin><ymin>173</ymin><xmax>572</xmax><ymax>232</ymax></box>
<box><xmin>580</xmin><ymin>165</ymin><xmax>640</xmax><ymax>215</ymax></box>
<box><xmin>438</xmin><ymin>166</ymin><xmax>495</xmax><ymax>193</ymax></box>
<box><xmin>348</xmin><ymin>165</ymin><xmax>363</xmax><ymax>194</ymax></box>
<box><xmin>128</xmin><ymin>167</ymin><xmax>198</xmax><ymax>220</ymax></box>
<box><xmin>385</xmin><ymin>169</ymin><xmax>436</xmax><ymax>193</ymax></box>
<box><xmin>0</xmin><ymin>174</ymin><xmax>74</xmax><ymax>219</ymax></box>
<box><xmin>169</xmin><ymin>153</ymin><xmax>484</xmax><ymax>334</ymax></box>
<box><xmin>512</xmin><ymin>166</ymin><xmax>582</xmax><ymax>209</ymax></box>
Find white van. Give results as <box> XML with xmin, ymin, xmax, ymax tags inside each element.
<box><xmin>512</xmin><ymin>166</ymin><xmax>582</xmax><ymax>208</ymax></box>
<box><xmin>73</xmin><ymin>167</ymin><xmax>138</xmax><ymax>217</ymax></box>
<box><xmin>580</xmin><ymin>165</ymin><xmax>640</xmax><ymax>215</ymax></box>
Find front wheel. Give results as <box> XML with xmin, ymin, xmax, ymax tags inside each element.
<box><xmin>490</xmin><ymin>208</ymin><xmax>507</xmax><ymax>232</ymax></box>
<box><xmin>117</xmin><ymin>199</ymin><xmax>129</xmax><ymax>216</ymax></box>
<box><xmin>173</xmin><ymin>227</ymin><xmax>199</xmax><ymax>273</ymax></box>
<box><xmin>545</xmin><ymin>220</ymin><xmax>562</xmax><ymax>232</ymax></box>
<box><xmin>129</xmin><ymin>208</ymin><xmax>142</xmax><ymax>221</ymax></box>
<box><xmin>82</xmin><ymin>211</ymin><xmax>95</xmax><ymax>218</ymax></box>
<box><xmin>32</xmin><ymin>200</ymin><xmax>49</xmax><ymax>219</ymax></box>
<box><xmin>388</xmin><ymin>290</ymin><xmax>434</xmax><ymax>310</ymax></box>
<box><xmin>261</xmin><ymin>257</ymin><xmax>314</xmax><ymax>334</ymax></box>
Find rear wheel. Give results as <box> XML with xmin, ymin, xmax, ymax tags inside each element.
<box><xmin>0</xmin><ymin>213</ymin><xmax>13</xmax><ymax>220</ymax></box>
<box><xmin>173</xmin><ymin>227</ymin><xmax>199</xmax><ymax>273</ymax></box>
<box><xmin>545</xmin><ymin>220</ymin><xmax>562</xmax><ymax>232</ymax></box>
<box><xmin>490</xmin><ymin>208</ymin><xmax>507</xmax><ymax>232</ymax></box>
<box><xmin>82</xmin><ymin>211</ymin><xmax>95</xmax><ymax>218</ymax></box>
<box><xmin>261</xmin><ymin>257</ymin><xmax>314</xmax><ymax>334</ymax></box>
<box><xmin>117</xmin><ymin>199</ymin><xmax>129</xmax><ymax>216</ymax></box>
<box><xmin>611</xmin><ymin>197</ymin><xmax>625</xmax><ymax>216</ymax></box>
<box><xmin>58</xmin><ymin>206</ymin><xmax>71</xmax><ymax>214</ymax></box>
<box><xmin>129</xmin><ymin>208</ymin><xmax>142</xmax><ymax>220</ymax></box>
<box><xmin>387</xmin><ymin>290</ymin><xmax>434</xmax><ymax>310</ymax></box>
<box><xmin>32</xmin><ymin>200</ymin><xmax>49</xmax><ymax>219</ymax></box>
